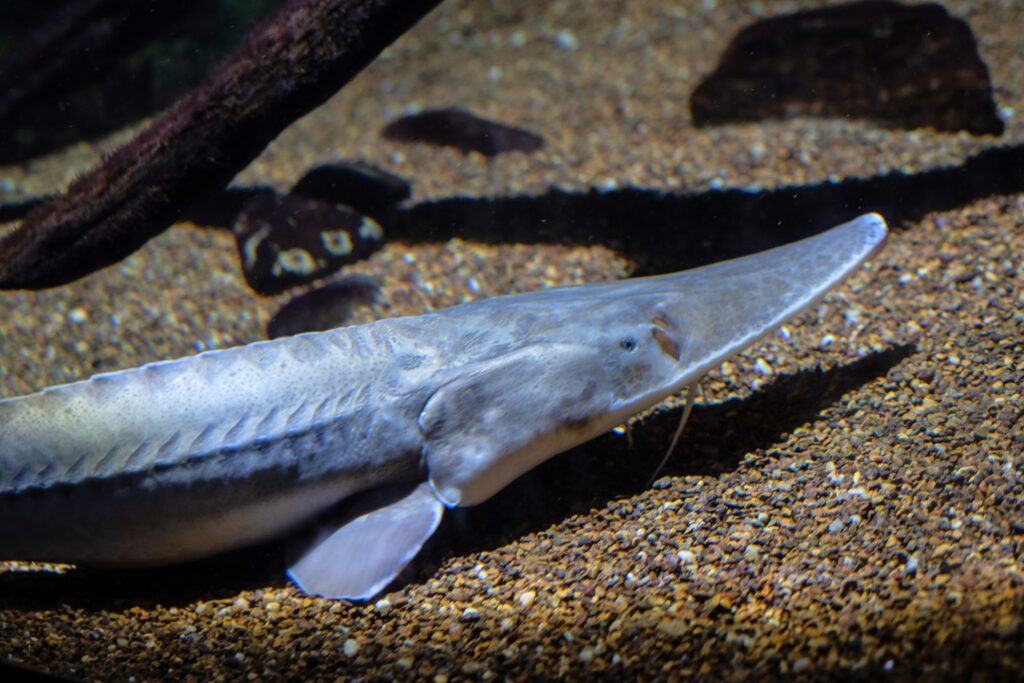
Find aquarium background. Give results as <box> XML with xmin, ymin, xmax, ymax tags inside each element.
<box><xmin>0</xmin><ymin>1</ymin><xmax>1021</xmax><ymax>680</ymax></box>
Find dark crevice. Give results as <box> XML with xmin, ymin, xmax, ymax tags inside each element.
<box><xmin>0</xmin><ymin>197</ymin><xmax>47</xmax><ymax>224</ymax></box>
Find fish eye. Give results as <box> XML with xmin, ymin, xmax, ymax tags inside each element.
<box><xmin>619</xmin><ymin>336</ymin><xmax>637</xmax><ymax>352</ymax></box>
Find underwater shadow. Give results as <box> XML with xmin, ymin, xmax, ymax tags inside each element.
<box><xmin>386</xmin><ymin>142</ymin><xmax>1024</xmax><ymax>275</ymax></box>
<box><xmin>0</xmin><ymin>542</ymin><xmax>288</xmax><ymax>612</ymax></box>
<box><xmin>0</xmin><ymin>659</ymin><xmax>68</xmax><ymax>683</ymax></box>
<box><xmin>3</xmin><ymin>142</ymin><xmax>1022</xmax><ymax>281</ymax></box>
<box><xmin>424</xmin><ymin>343</ymin><xmax>916</xmax><ymax>566</ymax></box>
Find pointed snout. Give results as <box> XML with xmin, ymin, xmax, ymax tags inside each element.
<box><xmin>655</xmin><ymin>213</ymin><xmax>888</xmax><ymax>385</ymax></box>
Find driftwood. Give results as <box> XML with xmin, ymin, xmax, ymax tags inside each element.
<box><xmin>0</xmin><ymin>0</ymin><xmax>444</xmax><ymax>289</ymax></box>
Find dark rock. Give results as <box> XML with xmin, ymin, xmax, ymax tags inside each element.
<box><xmin>690</xmin><ymin>1</ymin><xmax>1003</xmax><ymax>136</ymax></box>
<box><xmin>381</xmin><ymin>107</ymin><xmax>545</xmax><ymax>157</ymax></box>
<box><xmin>291</xmin><ymin>161</ymin><xmax>412</xmax><ymax>213</ymax></box>
<box><xmin>233</xmin><ymin>192</ymin><xmax>384</xmax><ymax>296</ymax></box>
<box><xmin>266</xmin><ymin>275</ymin><xmax>380</xmax><ymax>339</ymax></box>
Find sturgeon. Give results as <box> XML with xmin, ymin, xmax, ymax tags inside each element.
<box><xmin>0</xmin><ymin>213</ymin><xmax>888</xmax><ymax>599</ymax></box>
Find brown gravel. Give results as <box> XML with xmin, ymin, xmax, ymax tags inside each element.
<box><xmin>1</xmin><ymin>0</ymin><xmax>1023</xmax><ymax>681</ymax></box>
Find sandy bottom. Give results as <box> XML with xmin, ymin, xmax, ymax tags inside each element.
<box><xmin>1</xmin><ymin>0</ymin><xmax>1022</xmax><ymax>680</ymax></box>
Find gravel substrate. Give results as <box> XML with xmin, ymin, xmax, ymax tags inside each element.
<box><xmin>1</xmin><ymin>0</ymin><xmax>1022</xmax><ymax>680</ymax></box>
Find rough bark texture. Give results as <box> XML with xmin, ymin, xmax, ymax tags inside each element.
<box><xmin>0</xmin><ymin>0</ymin><xmax>445</xmax><ymax>289</ymax></box>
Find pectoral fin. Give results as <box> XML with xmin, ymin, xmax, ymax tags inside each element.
<box><xmin>420</xmin><ymin>343</ymin><xmax>612</xmax><ymax>508</ymax></box>
<box><xmin>286</xmin><ymin>482</ymin><xmax>444</xmax><ymax>600</ymax></box>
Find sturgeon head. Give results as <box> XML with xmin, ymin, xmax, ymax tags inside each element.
<box><xmin>291</xmin><ymin>213</ymin><xmax>888</xmax><ymax>600</ymax></box>
<box><xmin>420</xmin><ymin>213</ymin><xmax>889</xmax><ymax>508</ymax></box>
<box><xmin>0</xmin><ymin>213</ymin><xmax>887</xmax><ymax>601</ymax></box>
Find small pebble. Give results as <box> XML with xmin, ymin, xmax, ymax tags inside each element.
<box><xmin>753</xmin><ymin>358</ymin><xmax>773</xmax><ymax>376</ymax></box>
<box><xmin>66</xmin><ymin>307</ymin><xmax>88</xmax><ymax>324</ymax></box>
<box><xmin>554</xmin><ymin>29</ymin><xmax>579</xmax><ymax>50</ymax></box>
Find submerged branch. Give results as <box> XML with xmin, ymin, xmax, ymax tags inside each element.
<box><xmin>0</xmin><ymin>0</ymin><xmax>445</xmax><ymax>289</ymax></box>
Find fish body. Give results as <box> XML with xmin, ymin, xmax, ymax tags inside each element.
<box><xmin>0</xmin><ymin>319</ymin><xmax>430</xmax><ymax>564</ymax></box>
<box><xmin>0</xmin><ymin>214</ymin><xmax>888</xmax><ymax>598</ymax></box>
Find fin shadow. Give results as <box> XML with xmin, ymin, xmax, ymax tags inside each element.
<box><xmin>426</xmin><ymin>343</ymin><xmax>916</xmax><ymax>566</ymax></box>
